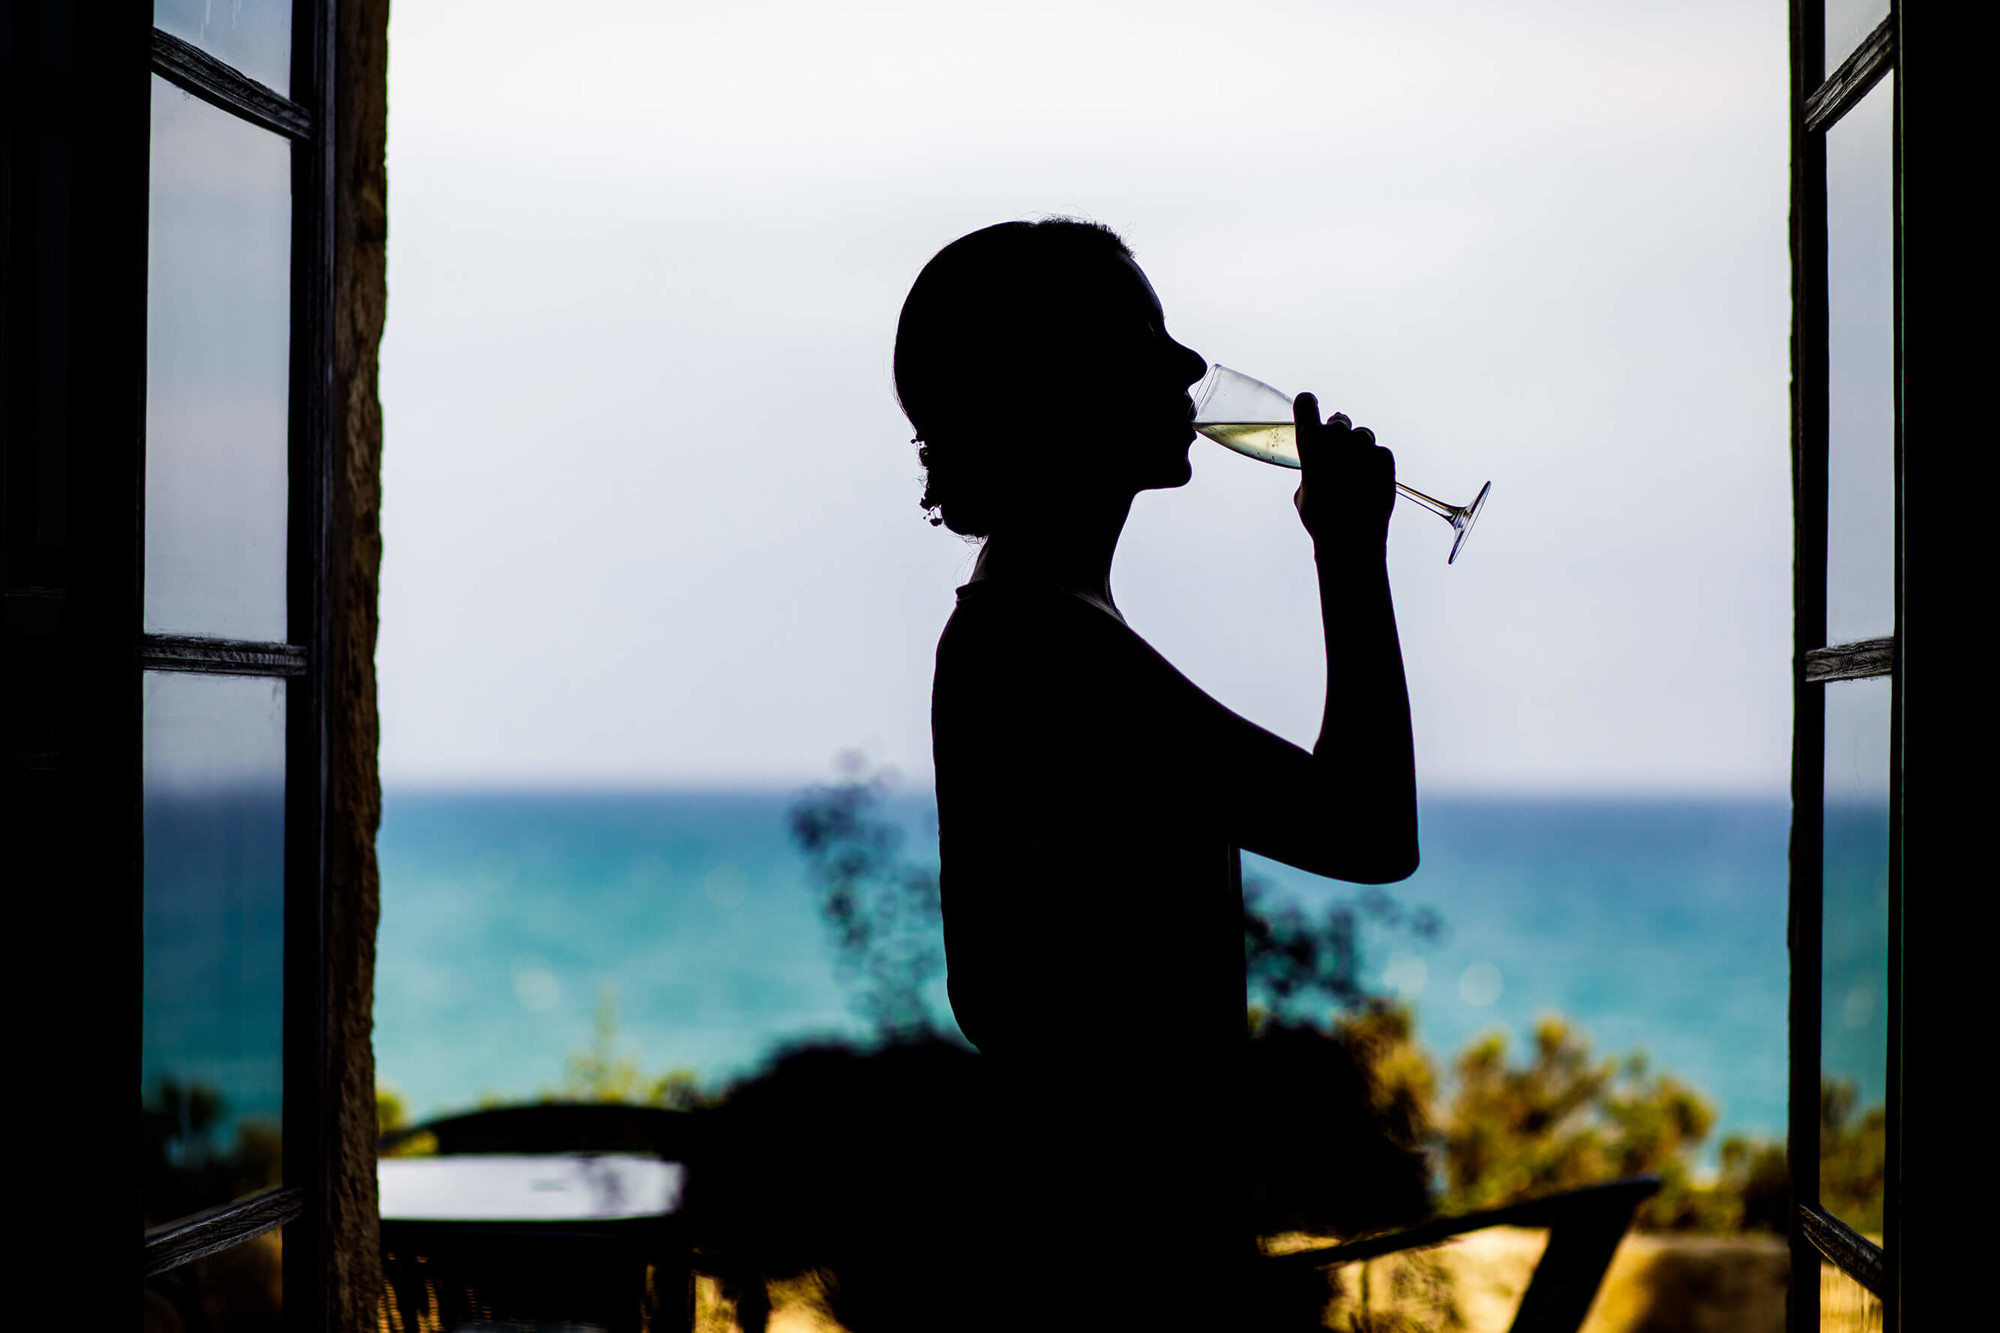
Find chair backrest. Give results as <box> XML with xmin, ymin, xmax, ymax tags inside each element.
<box><xmin>381</xmin><ymin>1102</ymin><xmax>700</xmax><ymax>1158</ymax></box>
<box><xmin>1265</xmin><ymin>1176</ymin><xmax>1663</xmax><ymax>1333</ymax></box>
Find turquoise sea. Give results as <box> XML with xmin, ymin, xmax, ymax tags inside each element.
<box><xmin>374</xmin><ymin>791</ymin><xmax>1812</xmax><ymax>1153</ymax></box>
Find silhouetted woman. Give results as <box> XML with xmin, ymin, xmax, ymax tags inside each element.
<box><xmin>901</xmin><ymin>219</ymin><xmax>1418</xmax><ymax>1330</ymax></box>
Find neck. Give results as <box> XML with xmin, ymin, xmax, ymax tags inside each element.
<box><xmin>971</xmin><ymin>491</ymin><xmax>1134</xmax><ymax>610</ymax></box>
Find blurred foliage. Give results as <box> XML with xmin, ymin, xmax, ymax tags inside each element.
<box><xmin>789</xmin><ymin>754</ymin><xmax>945</xmax><ymax>1040</ymax></box>
<box><xmin>1244</xmin><ymin>877</ymin><xmax>1442</xmax><ymax>1021</ymax></box>
<box><xmin>377</xmin><ymin>1083</ymin><xmax>409</xmax><ymax>1135</ymax></box>
<box><xmin>1247</xmin><ymin>1002</ymin><xmax>1439</xmax><ymax>1240</ymax></box>
<box><xmin>1427</xmin><ymin>1016</ymin><xmax>1802</xmax><ymax>1234</ymax></box>
<box><xmin>373</xmin><ymin>987</ymin><xmax>711</xmax><ymax>1148</ymax></box>
<box><xmin>141</xmin><ymin>1078</ymin><xmax>282</xmax><ymax>1227</ymax></box>
<box><xmin>1442</xmin><ymin>1017</ymin><xmax>1715</xmax><ymax>1228</ymax></box>
<box><xmin>375</xmin><ymin>1086</ymin><xmax>440</xmax><ymax>1157</ymax></box>
<box><xmin>1819</xmin><ymin>1076</ymin><xmax>1886</xmax><ymax>1234</ymax></box>
<box><xmin>1334</xmin><ymin>1002</ymin><xmax>1441</xmax><ymax>1161</ymax></box>
<box><xmin>552</xmin><ymin>985</ymin><xmax>712</xmax><ymax>1110</ymax></box>
<box><xmin>1720</xmin><ymin>1133</ymin><xmax>1791</xmax><ymax>1236</ymax></box>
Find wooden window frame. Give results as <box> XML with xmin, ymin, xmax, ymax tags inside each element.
<box><xmin>1787</xmin><ymin>4</ymin><xmax>1898</xmax><ymax>1327</ymax></box>
<box><xmin>0</xmin><ymin>3</ymin><xmax>354</xmax><ymax>1327</ymax></box>
<box><xmin>131</xmin><ymin>5</ymin><xmax>340</xmax><ymax>1321</ymax></box>
<box><xmin>8</xmin><ymin>0</ymin><xmax>391</xmax><ymax>1322</ymax></box>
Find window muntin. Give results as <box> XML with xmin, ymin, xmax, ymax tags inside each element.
<box><xmin>153</xmin><ymin>0</ymin><xmax>294</xmax><ymax>97</ymax></box>
<box><xmin>1822</xmin><ymin>75</ymin><xmax>1895</xmax><ymax>647</ymax></box>
<box><xmin>1824</xmin><ymin>0</ymin><xmax>1889</xmax><ymax>73</ymax></box>
<box><xmin>145</xmin><ymin>1226</ymin><xmax>286</xmax><ymax>1330</ymax></box>
<box><xmin>142</xmin><ymin>671</ymin><xmax>288</xmax><ymax>1226</ymax></box>
<box><xmin>144</xmin><ymin>77</ymin><xmax>292</xmax><ymax>642</ymax></box>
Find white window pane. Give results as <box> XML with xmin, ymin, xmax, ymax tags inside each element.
<box><xmin>146</xmin><ymin>77</ymin><xmax>291</xmax><ymax>641</ymax></box>
<box><xmin>1824</xmin><ymin>74</ymin><xmax>1894</xmax><ymax>645</ymax></box>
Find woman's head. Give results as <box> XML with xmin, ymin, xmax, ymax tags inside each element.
<box><xmin>895</xmin><ymin>219</ymin><xmax>1207</xmax><ymax>537</ymax></box>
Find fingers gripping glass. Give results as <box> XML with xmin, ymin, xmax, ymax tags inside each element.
<box><xmin>1193</xmin><ymin>365</ymin><xmax>1492</xmax><ymax>564</ymax></box>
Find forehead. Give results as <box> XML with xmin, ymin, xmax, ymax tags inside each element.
<box><xmin>1111</xmin><ymin>254</ymin><xmax>1166</xmax><ymax>322</ymax></box>
<box><xmin>1052</xmin><ymin>250</ymin><xmax>1162</xmax><ymax>330</ymax></box>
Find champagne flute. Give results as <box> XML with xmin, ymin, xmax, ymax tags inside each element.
<box><xmin>1193</xmin><ymin>364</ymin><xmax>1492</xmax><ymax>564</ymax></box>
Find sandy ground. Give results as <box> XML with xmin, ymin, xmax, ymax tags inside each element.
<box><xmin>1817</xmin><ymin>1260</ymin><xmax>1884</xmax><ymax>1333</ymax></box>
<box><xmin>690</xmin><ymin>1230</ymin><xmax>1799</xmax><ymax>1332</ymax></box>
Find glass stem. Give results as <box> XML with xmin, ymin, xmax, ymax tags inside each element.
<box><xmin>1394</xmin><ymin>482</ymin><xmax>1459</xmax><ymax>523</ymax></box>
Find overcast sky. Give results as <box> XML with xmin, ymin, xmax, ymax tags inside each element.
<box><xmin>377</xmin><ymin>0</ymin><xmax>1794</xmax><ymax>795</ymax></box>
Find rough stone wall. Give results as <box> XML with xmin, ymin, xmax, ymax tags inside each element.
<box><xmin>326</xmin><ymin>1</ymin><xmax>390</xmax><ymax>1328</ymax></box>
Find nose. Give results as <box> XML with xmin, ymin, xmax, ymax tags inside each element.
<box><xmin>1173</xmin><ymin>339</ymin><xmax>1207</xmax><ymax>387</ymax></box>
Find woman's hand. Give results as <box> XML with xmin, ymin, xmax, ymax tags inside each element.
<box><xmin>1292</xmin><ymin>392</ymin><xmax>1395</xmax><ymax>556</ymax></box>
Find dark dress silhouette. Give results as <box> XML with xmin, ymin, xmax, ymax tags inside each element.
<box><xmin>934</xmin><ymin>586</ymin><xmax>1414</xmax><ymax>1326</ymax></box>
<box><xmin>932</xmin><ymin>582</ymin><xmax>1258</xmax><ymax>1327</ymax></box>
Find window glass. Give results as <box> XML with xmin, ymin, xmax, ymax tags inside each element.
<box><xmin>1825</xmin><ymin>0</ymin><xmax>1889</xmax><ymax>76</ymax></box>
<box><xmin>1820</xmin><ymin>677</ymin><xmax>1888</xmax><ymax>1238</ymax></box>
<box><xmin>154</xmin><ymin>0</ymin><xmax>293</xmax><ymax>97</ymax></box>
<box><xmin>143</xmin><ymin>671</ymin><xmax>286</xmax><ymax>1227</ymax></box>
<box><xmin>144</xmin><ymin>1228</ymin><xmax>283</xmax><ymax>1333</ymax></box>
<box><xmin>1823</xmin><ymin>74</ymin><xmax>1895</xmax><ymax>646</ymax></box>
<box><xmin>146</xmin><ymin>77</ymin><xmax>291</xmax><ymax>643</ymax></box>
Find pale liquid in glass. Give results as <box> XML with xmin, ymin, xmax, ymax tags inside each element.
<box><xmin>1191</xmin><ymin>364</ymin><xmax>1489</xmax><ymax>560</ymax></box>
<box><xmin>1196</xmin><ymin>417</ymin><xmax>1472</xmax><ymax>531</ymax></box>
<box><xmin>1195</xmin><ymin>421</ymin><xmax>1302</xmax><ymax>468</ymax></box>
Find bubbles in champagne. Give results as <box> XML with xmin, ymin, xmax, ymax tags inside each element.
<box><xmin>1193</xmin><ymin>421</ymin><xmax>1302</xmax><ymax>469</ymax></box>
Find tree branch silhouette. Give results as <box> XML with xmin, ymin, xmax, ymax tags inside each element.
<box><xmin>789</xmin><ymin>756</ymin><xmax>946</xmax><ymax>1041</ymax></box>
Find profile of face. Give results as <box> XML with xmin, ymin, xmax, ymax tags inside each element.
<box><xmin>1045</xmin><ymin>254</ymin><xmax>1210</xmax><ymax>498</ymax></box>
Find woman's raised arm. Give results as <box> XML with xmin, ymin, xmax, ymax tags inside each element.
<box><xmin>1209</xmin><ymin>391</ymin><xmax>1417</xmax><ymax>882</ymax></box>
